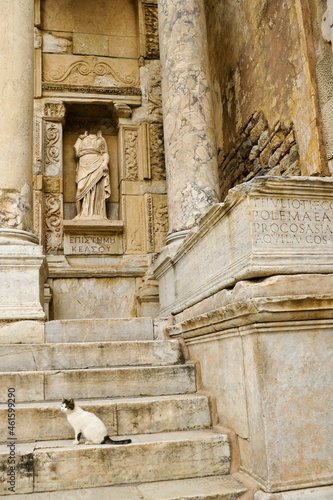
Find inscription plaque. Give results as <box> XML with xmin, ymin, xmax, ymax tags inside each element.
<box><xmin>251</xmin><ymin>196</ymin><xmax>333</xmax><ymax>248</ymax></box>
<box><xmin>64</xmin><ymin>234</ymin><xmax>122</xmax><ymax>255</ymax></box>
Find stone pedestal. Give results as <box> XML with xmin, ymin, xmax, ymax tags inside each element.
<box><xmin>155</xmin><ymin>177</ymin><xmax>333</xmax><ymax>497</ymax></box>
<box><xmin>0</xmin><ymin>230</ymin><xmax>46</xmax><ymax>343</ymax></box>
<box><xmin>158</xmin><ymin>0</ymin><xmax>219</xmax><ymax>238</ymax></box>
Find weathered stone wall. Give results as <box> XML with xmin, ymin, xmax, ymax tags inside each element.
<box><xmin>205</xmin><ymin>0</ymin><xmax>328</xmax><ymax>198</ymax></box>
<box><xmin>219</xmin><ymin>111</ymin><xmax>300</xmax><ymax>200</ymax></box>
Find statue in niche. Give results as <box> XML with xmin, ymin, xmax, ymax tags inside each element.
<box><xmin>74</xmin><ymin>130</ymin><xmax>111</xmax><ymax>219</ymax></box>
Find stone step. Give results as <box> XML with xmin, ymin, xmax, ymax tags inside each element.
<box><xmin>0</xmin><ymin>430</ymin><xmax>231</xmax><ymax>495</ymax></box>
<box><xmin>0</xmin><ymin>394</ymin><xmax>212</xmax><ymax>442</ymax></box>
<box><xmin>0</xmin><ymin>475</ymin><xmax>247</xmax><ymax>499</ymax></box>
<box><xmin>0</xmin><ymin>340</ymin><xmax>183</xmax><ymax>372</ymax></box>
<box><xmin>45</xmin><ymin>317</ymin><xmax>154</xmax><ymax>343</ymax></box>
<box><xmin>0</xmin><ymin>364</ymin><xmax>196</xmax><ymax>403</ymax></box>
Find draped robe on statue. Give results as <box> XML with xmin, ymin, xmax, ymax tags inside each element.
<box><xmin>74</xmin><ymin>132</ymin><xmax>111</xmax><ymax>219</ymax></box>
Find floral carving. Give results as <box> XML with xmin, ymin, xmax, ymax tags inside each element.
<box><xmin>45</xmin><ymin>194</ymin><xmax>62</xmax><ymax>253</ymax></box>
<box><xmin>47</xmin><ymin>58</ymin><xmax>139</xmax><ymax>87</ymax></box>
<box><xmin>125</xmin><ymin>130</ymin><xmax>139</xmax><ymax>180</ymax></box>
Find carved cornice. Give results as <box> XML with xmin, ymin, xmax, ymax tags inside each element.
<box><xmin>42</xmin><ymin>83</ymin><xmax>141</xmax><ymax>96</ymax></box>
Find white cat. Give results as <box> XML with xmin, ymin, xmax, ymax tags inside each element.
<box><xmin>60</xmin><ymin>398</ymin><xmax>132</xmax><ymax>445</ymax></box>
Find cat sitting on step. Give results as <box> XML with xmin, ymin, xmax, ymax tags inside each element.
<box><xmin>60</xmin><ymin>398</ymin><xmax>132</xmax><ymax>445</ymax></box>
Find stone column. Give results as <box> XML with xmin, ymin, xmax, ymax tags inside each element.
<box><xmin>0</xmin><ymin>0</ymin><xmax>46</xmax><ymax>341</ymax></box>
<box><xmin>0</xmin><ymin>0</ymin><xmax>34</xmax><ymax>231</ymax></box>
<box><xmin>158</xmin><ymin>0</ymin><xmax>220</xmax><ymax>242</ymax></box>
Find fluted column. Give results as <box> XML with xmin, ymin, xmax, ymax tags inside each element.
<box><xmin>158</xmin><ymin>0</ymin><xmax>219</xmax><ymax>242</ymax></box>
<box><xmin>0</xmin><ymin>0</ymin><xmax>34</xmax><ymax>231</ymax></box>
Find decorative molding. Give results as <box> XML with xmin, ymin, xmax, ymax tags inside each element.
<box><xmin>46</xmin><ymin>58</ymin><xmax>139</xmax><ymax>87</ymax></box>
<box><xmin>44</xmin><ymin>122</ymin><xmax>62</xmax><ymax>176</ymax></box>
<box><xmin>45</xmin><ymin>193</ymin><xmax>63</xmax><ymax>254</ymax></box>
<box><xmin>42</xmin><ymin>83</ymin><xmax>141</xmax><ymax>96</ymax></box>
<box><xmin>124</xmin><ymin>129</ymin><xmax>139</xmax><ymax>180</ymax></box>
<box><xmin>144</xmin><ymin>3</ymin><xmax>159</xmax><ymax>59</ymax></box>
<box><xmin>154</xmin><ymin>200</ymin><xmax>168</xmax><ymax>251</ymax></box>
<box><xmin>43</xmin><ymin>101</ymin><xmax>66</xmax><ymax>121</ymax></box>
<box><xmin>149</xmin><ymin>123</ymin><xmax>166</xmax><ymax>180</ymax></box>
<box><xmin>146</xmin><ymin>194</ymin><xmax>154</xmax><ymax>252</ymax></box>
<box><xmin>33</xmin><ymin>118</ymin><xmax>42</xmax><ymax>169</ymax></box>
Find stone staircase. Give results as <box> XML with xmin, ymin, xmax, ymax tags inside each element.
<box><xmin>0</xmin><ymin>318</ymin><xmax>247</xmax><ymax>499</ymax></box>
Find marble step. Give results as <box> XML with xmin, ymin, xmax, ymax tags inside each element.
<box><xmin>0</xmin><ymin>475</ymin><xmax>247</xmax><ymax>499</ymax></box>
<box><xmin>0</xmin><ymin>430</ymin><xmax>231</xmax><ymax>495</ymax></box>
<box><xmin>0</xmin><ymin>340</ymin><xmax>183</xmax><ymax>372</ymax></box>
<box><xmin>0</xmin><ymin>394</ymin><xmax>212</xmax><ymax>442</ymax></box>
<box><xmin>0</xmin><ymin>364</ymin><xmax>196</xmax><ymax>403</ymax></box>
<box><xmin>45</xmin><ymin>317</ymin><xmax>154</xmax><ymax>343</ymax></box>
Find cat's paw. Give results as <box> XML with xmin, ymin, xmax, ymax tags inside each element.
<box><xmin>85</xmin><ymin>441</ymin><xmax>93</xmax><ymax>445</ymax></box>
<box><xmin>73</xmin><ymin>440</ymin><xmax>80</xmax><ymax>445</ymax></box>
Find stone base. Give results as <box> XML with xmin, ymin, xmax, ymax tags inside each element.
<box><xmin>0</xmin><ymin>230</ymin><xmax>46</xmax><ymax>339</ymax></box>
<box><xmin>0</xmin><ymin>321</ymin><xmax>44</xmax><ymax>344</ymax></box>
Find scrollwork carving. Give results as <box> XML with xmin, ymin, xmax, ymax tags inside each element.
<box><xmin>44</xmin><ymin>122</ymin><xmax>62</xmax><ymax>177</ymax></box>
<box><xmin>45</xmin><ymin>194</ymin><xmax>62</xmax><ymax>253</ymax></box>
<box><xmin>46</xmin><ymin>58</ymin><xmax>139</xmax><ymax>87</ymax></box>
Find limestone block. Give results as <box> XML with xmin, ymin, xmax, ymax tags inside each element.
<box><xmin>109</xmin><ymin>35</ymin><xmax>138</xmax><ymax>59</ymax></box>
<box><xmin>42</xmin><ymin>32</ymin><xmax>72</xmax><ymax>54</ymax></box>
<box><xmin>241</xmin><ymin>325</ymin><xmax>333</xmax><ymax>492</ymax></box>
<box><xmin>0</xmin><ymin>321</ymin><xmax>44</xmax><ymax>344</ymax></box>
<box><xmin>117</xmin><ymin>394</ymin><xmax>211</xmax><ymax>436</ymax></box>
<box><xmin>0</xmin><ymin>372</ymin><xmax>44</xmax><ymax>403</ymax></box>
<box><xmin>137</xmin><ymin>476</ymin><xmax>246</xmax><ymax>500</ymax></box>
<box><xmin>0</xmin><ymin>230</ymin><xmax>46</xmax><ymax>322</ymax></box>
<box><xmin>42</xmin><ymin>54</ymin><xmax>139</xmax><ymax>88</ymax></box>
<box><xmin>154</xmin><ymin>177</ymin><xmax>333</xmax><ymax>315</ymax></box>
<box><xmin>51</xmin><ymin>278</ymin><xmax>137</xmax><ymax>319</ymax></box>
<box><xmin>44</xmin><ymin>365</ymin><xmax>196</xmax><ymax>400</ymax></box>
<box><xmin>187</xmin><ymin>334</ymin><xmax>249</xmax><ymax>439</ymax></box>
<box><xmin>45</xmin><ymin>317</ymin><xmax>154</xmax><ymax>343</ymax></box>
<box><xmin>32</xmin><ymin>431</ymin><xmax>230</xmax><ymax>492</ymax></box>
<box><xmin>73</xmin><ymin>33</ymin><xmax>108</xmax><ymax>56</ymax></box>
<box><xmin>0</xmin><ymin>443</ymin><xmax>35</xmax><ymax>495</ymax></box>
<box><xmin>0</xmin><ymin>341</ymin><xmax>183</xmax><ymax>372</ymax></box>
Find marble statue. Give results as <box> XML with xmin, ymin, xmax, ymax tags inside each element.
<box><xmin>74</xmin><ymin>131</ymin><xmax>111</xmax><ymax>219</ymax></box>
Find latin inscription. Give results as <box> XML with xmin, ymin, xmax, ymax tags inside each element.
<box><xmin>64</xmin><ymin>234</ymin><xmax>122</xmax><ymax>255</ymax></box>
<box><xmin>251</xmin><ymin>197</ymin><xmax>333</xmax><ymax>246</ymax></box>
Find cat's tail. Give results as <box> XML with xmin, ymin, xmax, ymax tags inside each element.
<box><xmin>102</xmin><ymin>435</ymin><xmax>131</xmax><ymax>445</ymax></box>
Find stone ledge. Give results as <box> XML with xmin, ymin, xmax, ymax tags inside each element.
<box><xmin>63</xmin><ymin>219</ymin><xmax>123</xmax><ymax>234</ymax></box>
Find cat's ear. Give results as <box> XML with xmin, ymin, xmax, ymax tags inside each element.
<box><xmin>70</xmin><ymin>398</ymin><xmax>74</xmax><ymax>404</ymax></box>
<box><xmin>62</xmin><ymin>397</ymin><xmax>65</xmax><ymax>403</ymax></box>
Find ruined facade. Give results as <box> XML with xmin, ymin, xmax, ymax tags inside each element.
<box><xmin>0</xmin><ymin>0</ymin><xmax>332</xmax><ymax>498</ymax></box>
